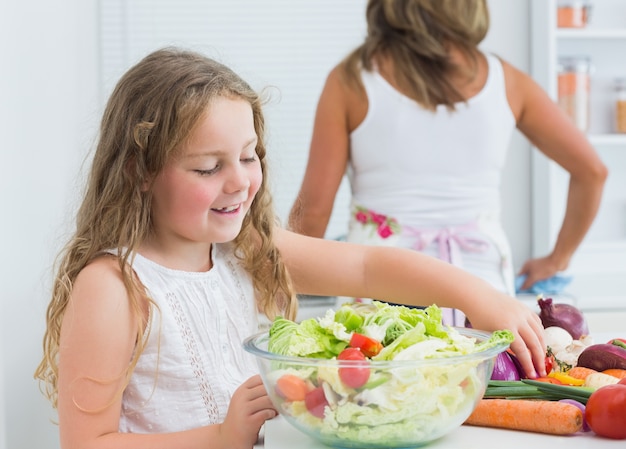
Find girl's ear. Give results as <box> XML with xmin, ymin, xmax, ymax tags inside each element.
<box><xmin>140</xmin><ymin>177</ymin><xmax>151</xmax><ymax>192</ymax></box>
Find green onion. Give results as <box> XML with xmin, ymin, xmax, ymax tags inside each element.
<box><xmin>482</xmin><ymin>380</ymin><xmax>593</xmax><ymax>404</ymax></box>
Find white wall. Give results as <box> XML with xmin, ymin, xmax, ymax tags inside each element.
<box><xmin>1</xmin><ymin>1</ymin><xmax>100</xmax><ymax>448</ymax></box>
<box><xmin>0</xmin><ymin>1</ymin><xmax>531</xmax><ymax>448</ymax></box>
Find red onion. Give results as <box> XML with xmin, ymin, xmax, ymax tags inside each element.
<box><xmin>490</xmin><ymin>351</ymin><xmax>522</xmax><ymax>381</ymax></box>
<box><xmin>537</xmin><ymin>297</ymin><xmax>589</xmax><ymax>339</ymax></box>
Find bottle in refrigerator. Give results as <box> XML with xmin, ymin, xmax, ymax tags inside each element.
<box><xmin>615</xmin><ymin>78</ymin><xmax>626</xmax><ymax>134</ymax></box>
<box><xmin>558</xmin><ymin>56</ymin><xmax>591</xmax><ymax>132</ymax></box>
<box><xmin>557</xmin><ymin>0</ymin><xmax>592</xmax><ymax>28</ymax></box>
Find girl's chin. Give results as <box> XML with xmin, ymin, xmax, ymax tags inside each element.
<box><xmin>210</xmin><ymin>227</ymin><xmax>245</xmax><ymax>243</ymax></box>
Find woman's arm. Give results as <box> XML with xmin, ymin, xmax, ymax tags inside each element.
<box><xmin>503</xmin><ymin>60</ymin><xmax>608</xmax><ymax>289</ymax></box>
<box><xmin>288</xmin><ymin>67</ymin><xmax>354</xmax><ymax>238</ymax></box>
<box><xmin>275</xmin><ymin>228</ymin><xmax>547</xmax><ymax>378</ymax></box>
<box><xmin>57</xmin><ymin>258</ymin><xmax>273</xmax><ymax>449</ymax></box>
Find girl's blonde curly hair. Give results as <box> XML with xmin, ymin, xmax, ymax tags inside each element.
<box><xmin>34</xmin><ymin>47</ymin><xmax>298</xmax><ymax>408</ymax></box>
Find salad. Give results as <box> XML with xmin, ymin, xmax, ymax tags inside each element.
<box><xmin>263</xmin><ymin>301</ymin><xmax>513</xmax><ymax>446</ymax></box>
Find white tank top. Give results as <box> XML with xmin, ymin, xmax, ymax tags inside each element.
<box><xmin>348</xmin><ymin>53</ymin><xmax>516</xmax><ymax>227</ymax></box>
<box><xmin>115</xmin><ymin>244</ymin><xmax>260</xmax><ymax>433</ymax></box>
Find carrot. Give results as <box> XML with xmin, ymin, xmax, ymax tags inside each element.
<box><xmin>275</xmin><ymin>374</ymin><xmax>309</xmax><ymax>401</ymax></box>
<box><xmin>602</xmin><ymin>368</ymin><xmax>626</xmax><ymax>379</ymax></box>
<box><xmin>567</xmin><ymin>366</ymin><xmax>598</xmax><ymax>380</ymax></box>
<box><xmin>464</xmin><ymin>399</ymin><xmax>583</xmax><ymax>435</ymax></box>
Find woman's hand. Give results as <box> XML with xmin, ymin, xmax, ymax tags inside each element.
<box><xmin>219</xmin><ymin>375</ymin><xmax>277</xmax><ymax>449</ymax></box>
<box><xmin>517</xmin><ymin>255</ymin><xmax>565</xmax><ymax>291</ymax></box>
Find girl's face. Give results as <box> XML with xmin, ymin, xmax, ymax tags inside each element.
<box><xmin>149</xmin><ymin>97</ymin><xmax>262</xmax><ymax>249</ymax></box>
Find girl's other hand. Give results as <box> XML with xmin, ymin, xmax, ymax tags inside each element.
<box><xmin>219</xmin><ymin>375</ymin><xmax>277</xmax><ymax>449</ymax></box>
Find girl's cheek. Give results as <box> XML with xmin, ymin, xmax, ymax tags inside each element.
<box><xmin>248</xmin><ymin>167</ymin><xmax>263</xmax><ymax>198</ymax></box>
<box><xmin>186</xmin><ymin>184</ymin><xmax>218</xmax><ymax>209</ymax></box>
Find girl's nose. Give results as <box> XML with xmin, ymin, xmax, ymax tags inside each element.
<box><xmin>224</xmin><ymin>164</ymin><xmax>250</xmax><ymax>193</ymax></box>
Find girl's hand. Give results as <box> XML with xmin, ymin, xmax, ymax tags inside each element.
<box><xmin>219</xmin><ymin>375</ymin><xmax>277</xmax><ymax>449</ymax></box>
<box><xmin>467</xmin><ymin>295</ymin><xmax>547</xmax><ymax>379</ymax></box>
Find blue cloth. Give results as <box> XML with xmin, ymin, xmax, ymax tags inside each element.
<box><xmin>515</xmin><ymin>274</ymin><xmax>573</xmax><ymax>295</ymax></box>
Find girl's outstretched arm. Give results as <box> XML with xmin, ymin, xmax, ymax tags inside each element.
<box><xmin>275</xmin><ymin>229</ymin><xmax>547</xmax><ymax>378</ymax></box>
<box><xmin>57</xmin><ymin>257</ymin><xmax>273</xmax><ymax>449</ymax></box>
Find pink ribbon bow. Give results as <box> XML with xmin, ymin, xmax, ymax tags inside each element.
<box><xmin>404</xmin><ymin>222</ymin><xmax>489</xmax><ymax>326</ymax></box>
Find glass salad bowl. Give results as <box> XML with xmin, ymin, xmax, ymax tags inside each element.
<box><xmin>244</xmin><ymin>303</ymin><xmax>510</xmax><ymax>448</ymax></box>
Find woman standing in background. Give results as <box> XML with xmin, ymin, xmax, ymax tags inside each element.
<box><xmin>288</xmin><ymin>0</ymin><xmax>607</xmax><ymax>324</ymax></box>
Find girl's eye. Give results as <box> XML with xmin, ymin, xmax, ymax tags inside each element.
<box><xmin>241</xmin><ymin>156</ymin><xmax>257</xmax><ymax>163</ymax></box>
<box><xmin>194</xmin><ymin>167</ymin><xmax>218</xmax><ymax>176</ymax></box>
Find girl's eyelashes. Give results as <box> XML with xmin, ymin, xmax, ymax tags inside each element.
<box><xmin>193</xmin><ymin>156</ymin><xmax>256</xmax><ymax>176</ymax></box>
<box><xmin>194</xmin><ymin>167</ymin><xmax>219</xmax><ymax>176</ymax></box>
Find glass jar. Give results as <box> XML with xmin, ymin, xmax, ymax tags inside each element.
<box><xmin>557</xmin><ymin>0</ymin><xmax>592</xmax><ymax>28</ymax></box>
<box><xmin>558</xmin><ymin>56</ymin><xmax>591</xmax><ymax>132</ymax></box>
<box><xmin>615</xmin><ymin>78</ymin><xmax>626</xmax><ymax>134</ymax></box>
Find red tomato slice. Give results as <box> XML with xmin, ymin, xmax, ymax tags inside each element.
<box><xmin>304</xmin><ymin>386</ymin><xmax>328</xmax><ymax>418</ymax></box>
<box><xmin>544</xmin><ymin>355</ymin><xmax>555</xmax><ymax>374</ymax></box>
<box><xmin>586</xmin><ymin>384</ymin><xmax>626</xmax><ymax>439</ymax></box>
<box><xmin>338</xmin><ymin>348</ymin><xmax>370</xmax><ymax>389</ymax></box>
<box><xmin>349</xmin><ymin>333</ymin><xmax>383</xmax><ymax>357</ymax></box>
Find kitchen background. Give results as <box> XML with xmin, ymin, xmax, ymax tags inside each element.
<box><xmin>0</xmin><ymin>1</ymin><xmax>624</xmax><ymax>448</ymax></box>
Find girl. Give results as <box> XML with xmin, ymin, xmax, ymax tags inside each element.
<box><xmin>35</xmin><ymin>47</ymin><xmax>545</xmax><ymax>449</ymax></box>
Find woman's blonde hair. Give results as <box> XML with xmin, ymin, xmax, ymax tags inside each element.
<box><xmin>34</xmin><ymin>47</ymin><xmax>298</xmax><ymax>408</ymax></box>
<box><xmin>343</xmin><ymin>0</ymin><xmax>489</xmax><ymax>110</ymax></box>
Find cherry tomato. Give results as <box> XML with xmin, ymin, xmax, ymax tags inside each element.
<box><xmin>544</xmin><ymin>355</ymin><xmax>555</xmax><ymax>374</ymax></box>
<box><xmin>304</xmin><ymin>386</ymin><xmax>328</xmax><ymax>418</ymax></box>
<box><xmin>337</xmin><ymin>348</ymin><xmax>370</xmax><ymax>388</ymax></box>
<box><xmin>585</xmin><ymin>384</ymin><xmax>626</xmax><ymax>439</ymax></box>
<box><xmin>349</xmin><ymin>333</ymin><xmax>383</xmax><ymax>357</ymax></box>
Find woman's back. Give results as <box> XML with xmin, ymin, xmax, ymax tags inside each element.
<box><xmin>349</xmin><ymin>53</ymin><xmax>515</xmax><ymax>226</ymax></box>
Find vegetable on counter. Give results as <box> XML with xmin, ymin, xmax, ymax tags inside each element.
<box><xmin>567</xmin><ymin>366</ymin><xmax>598</xmax><ymax>380</ymax></box>
<box><xmin>576</xmin><ymin>343</ymin><xmax>626</xmax><ymax>371</ymax></box>
<box><xmin>464</xmin><ymin>398</ymin><xmax>583</xmax><ymax>435</ymax></box>
<box><xmin>549</xmin><ymin>371</ymin><xmax>585</xmax><ymax>386</ymax></box>
<box><xmin>558</xmin><ymin>399</ymin><xmax>591</xmax><ymax>432</ymax></box>
<box><xmin>543</xmin><ymin>326</ymin><xmax>593</xmax><ymax>372</ymax></box>
<box><xmin>585</xmin><ymin>383</ymin><xmax>626</xmax><ymax>440</ymax></box>
<box><xmin>490</xmin><ymin>351</ymin><xmax>522</xmax><ymax>381</ymax></box>
<box><xmin>602</xmin><ymin>368</ymin><xmax>626</xmax><ymax>379</ymax></box>
<box><xmin>484</xmin><ymin>380</ymin><xmax>594</xmax><ymax>404</ymax></box>
<box><xmin>583</xmin><ymin>372</ymin><xmax>620</xmax><ymax>389</ymax></box>
<box><xmin>537</xmin><ymin>296</ymin><xmax>589</xmax><ymax>340</ymax></box>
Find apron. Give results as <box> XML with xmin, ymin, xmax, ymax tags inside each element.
<box><xmin>344</xmin><ymin>202</ymin><xmax>515</xmax><ymax>327</ymax></box>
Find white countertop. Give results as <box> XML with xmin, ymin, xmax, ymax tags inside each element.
<box><xmin>261</xmin><ymin>416</ymin><xmax>625</xmax><ymax>449</ymax></box>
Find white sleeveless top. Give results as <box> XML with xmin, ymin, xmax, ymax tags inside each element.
<box><xmin>349</xmin><ymin>53</ymin><xmax>515</xmax><ymax>227</ymax></box>
<box><xmin>116</xmin><ymin>243</ymin><xmax>260</xmax><ymax>433</ymax></box>
<box><xmin>345</xmin><ymin>53</ymin><xmax>517</xmax><ymax>299</ymax></box>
